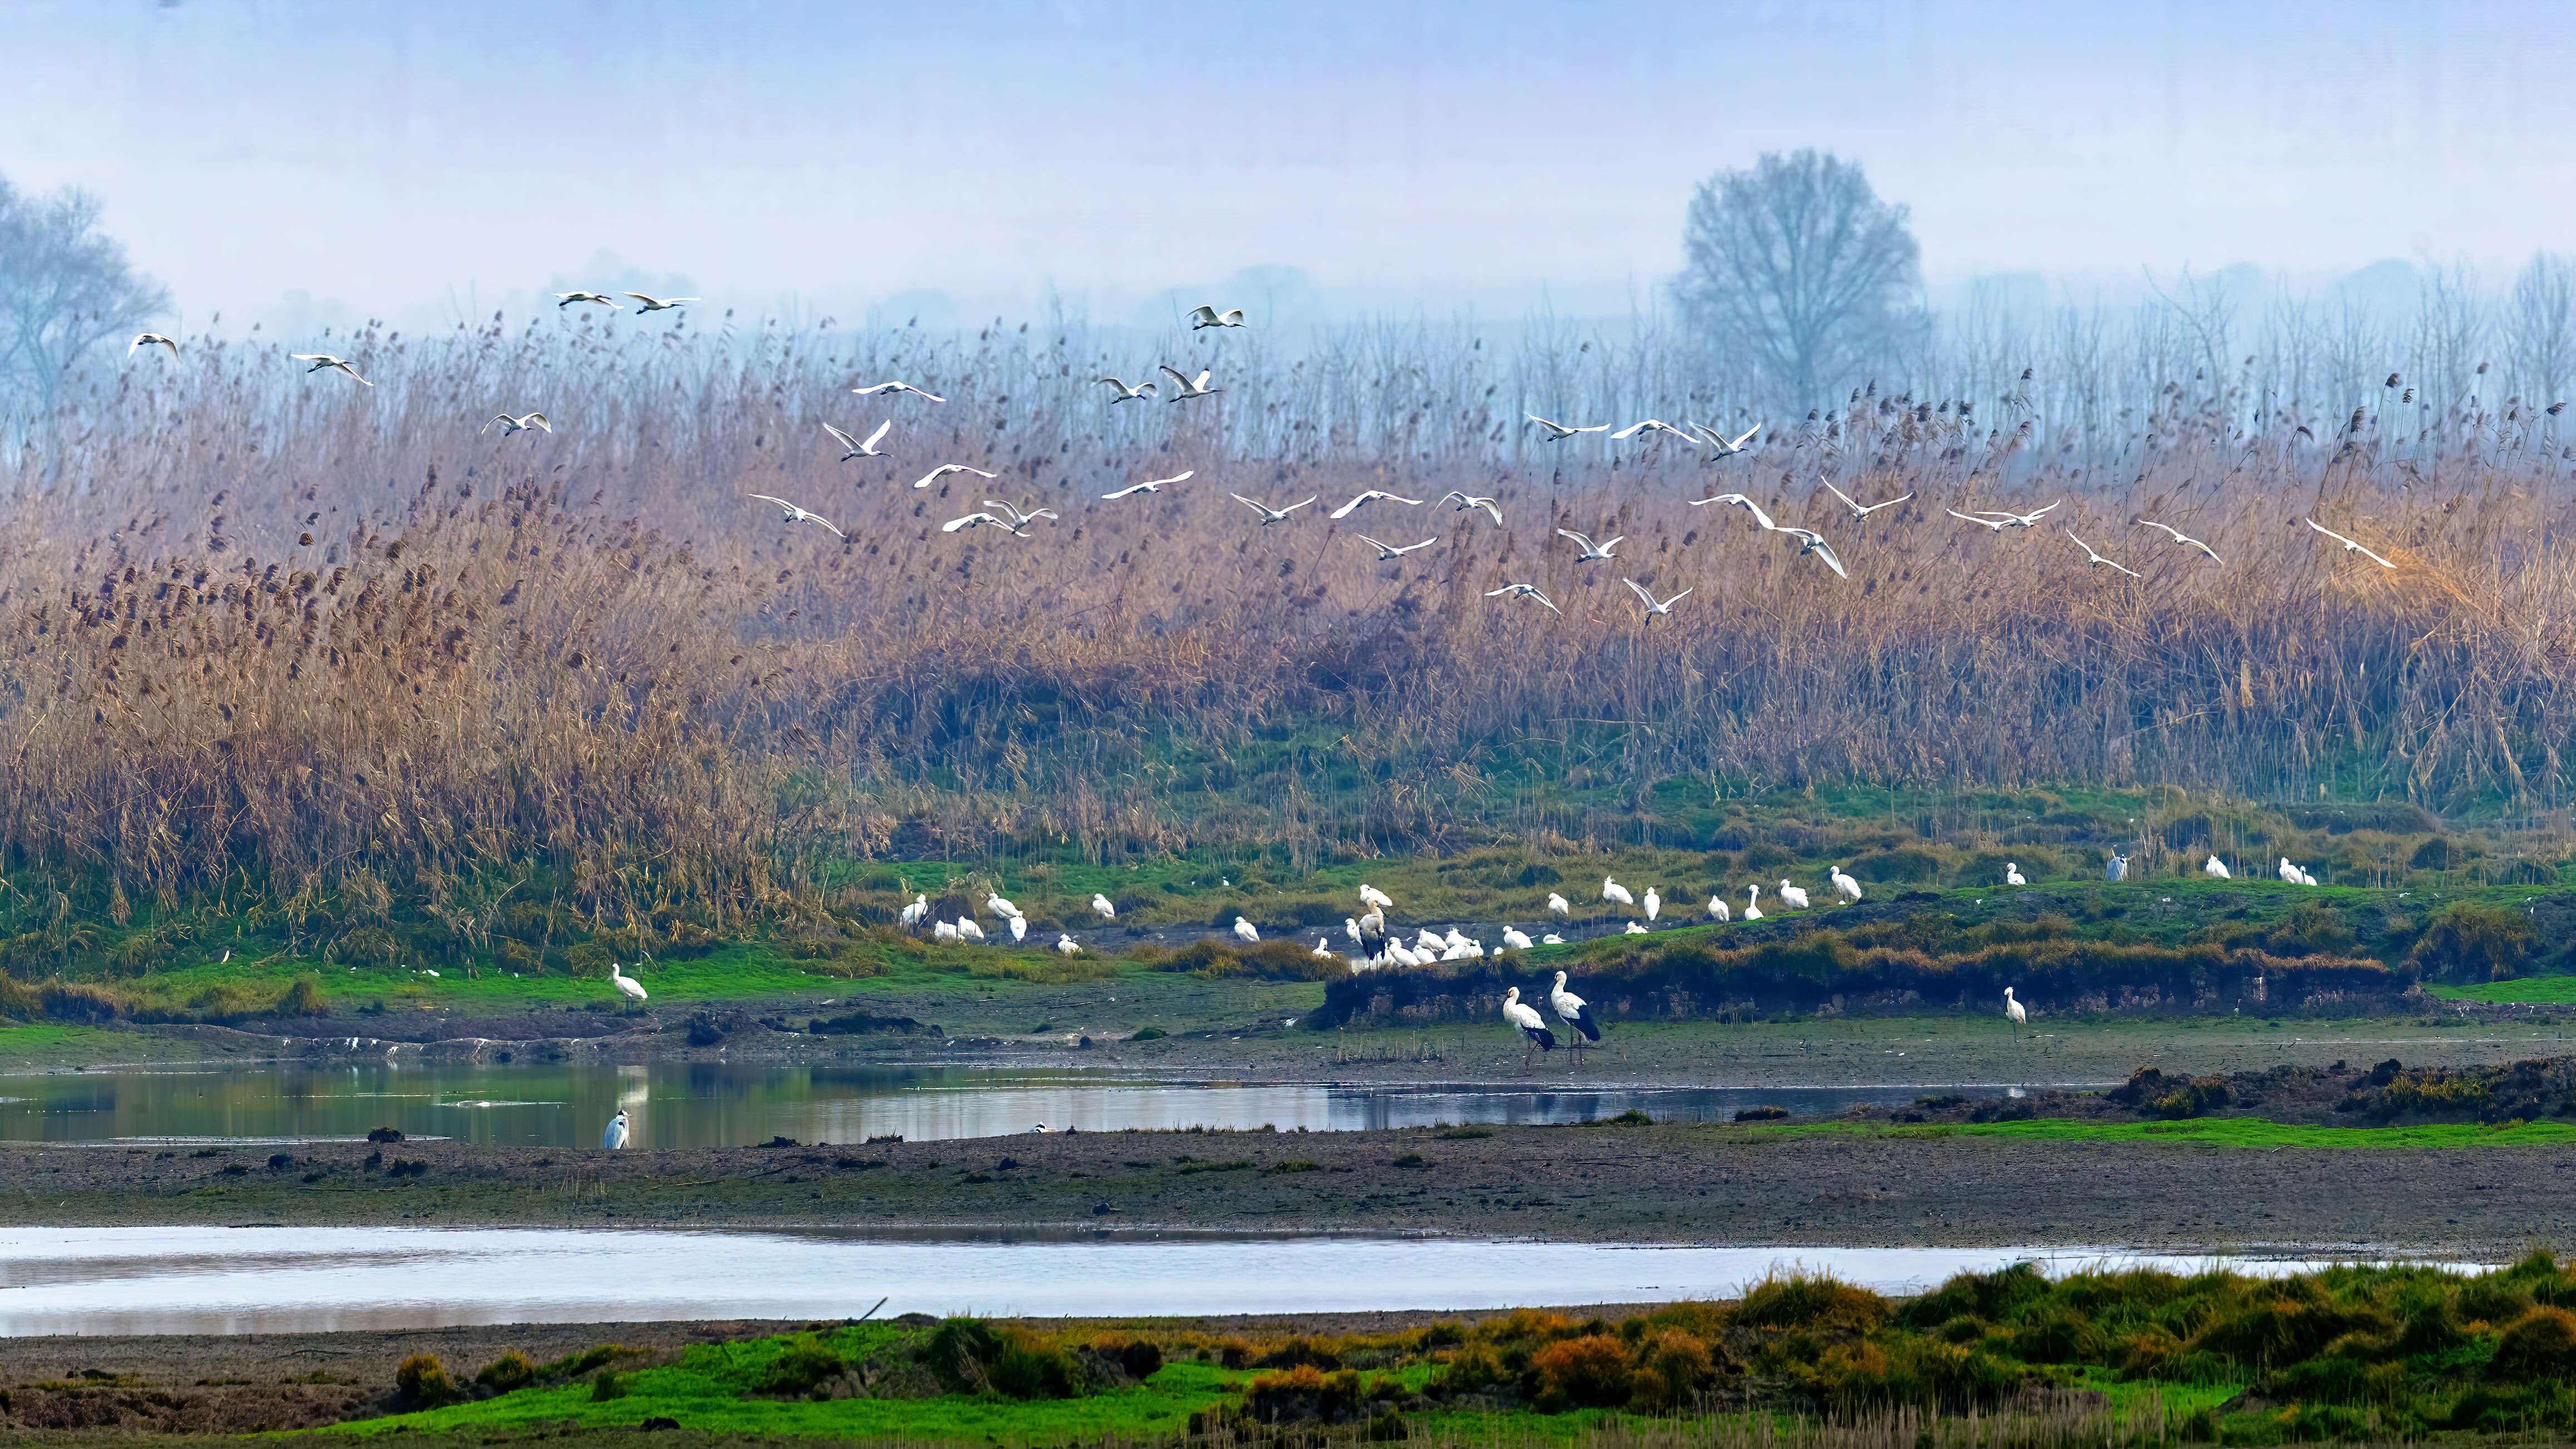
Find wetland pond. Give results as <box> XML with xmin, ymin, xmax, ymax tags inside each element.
<box><xmin>0</xmin><ymin>1226</ymin><xmax>2473</xmax><ymax>1335</ymax></box>
<box><xmin>0</xmin><ymin>1064</ymin><xmax>2098</xmax><ymax>1148</ymax></box>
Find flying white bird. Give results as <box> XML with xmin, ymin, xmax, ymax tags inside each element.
<box><xmin>1692</xmin><ymin>493</ymin><xmax>1777</xmax><ymax>531</ymax></box>
<box><xmin>1356</xmin><ymin>534</ymin><xmax>1437</xmax><ymax>560</ymax></box>
<box><xmin>608</xmin><ymin>962</ymin><xmax>648</xmax><ymax>1004</ymax></box>
<box><xmin>911</xmin><ymin>462</ymin><xmax>999</xmax><ymax>489</ymax></box>
<box><xmin>1776</xmin><ymin>879</ymin><xmax>1811</xmax><ymax>910</ymax></box>
<box><xmin>941</xmin><ymin>511</ymin><xmax>1012</xmax><ymax>535</ymax></box>
<box><xmin>1188</xmin><ymin>305</ymin><xmax>1246</xmax><ymax>329</ymax></box>
<box><xmin>1360</xmin><ymin>884</ymin><xmax>1394</xmax><ymax>910</ymax></box>
<box><xmin>1547</xmin><ymin>893</ymin><xmax>1572</xmax><ymax>918</ymax></box>
<box><xmin>2066</xmin><ymin>530</ymin><xmax>2143</xmax><ymax>578</ymax></box>
<box><xmin>1232</xmin><ymin>492</ymin><xmax>1318</xmax><ymax>525</ymax></box>
<box><xmin>1484</xmin><ymin>583</ymin><xmax>1561</xmax><ymax>613</ymax></box>
<box><xmin>1622</xmin><ymin>577</ymin><xmax>1692</xmax><ymax>620</ymax></box>
<box><xmin>1096</xmin><ymin>376</ymin><xmax>1158</xmax><ymax>402</ymax></box>
<box><xmin>1557</xmin><ymin>529</ymin><xmax>1622</xmax><ymax>561</ymax></box>
<box><xmin>2138</xmin><ymin>519</ymin><xmax>2223</xmax><ymax>563</ymax></box>
<box><xmin>1328</xmin><ymin>490</ymin><xmax>1424</xmax><ymax>520</ymax></box>
<box><xmin>130</xmin><ymin>333</ymin><xmax>179</xmax><ymax>358</ymax></box>
<box><xmin>1527</xmin><ymin>414</ymin><xmax>1610</xmax><ymax>441</ymax></box>
<box><xmin>1103</xmin><ymin>470</ymin><xmax>1193</xmax><ymax>499</ymax></box>
<box><xmin>555</xmin><ymin>291</ymin><xmax>617</xmax><ymax>308</ymax></box>
<box><xmin>625</xmin><ymin>292</ymin><xmax>698</xmax><ymax>313</ymax></box>
<box><xmin>1233</xmin><ymin>916</ymin><xmax>1260</xmax><ymax>944</ymax></box>
<box><xmin>1092</xmin><ymin>894</ymin><xmax>1116</xmax><ymax>919</ymax></box>
<box><xmin>1601</xmin><ymin>876</ymin><xmax>1634</xmax><ymax>906</ymax></box>
<box><xmin>1742</xmin><ymin>884</ymin><xmax>1764</xmax><ymax>921</ymax></box>
<box><xmin>1780</xmin><ymin>528</ymin><xmax>1849</xmax><ymax>578</ymax></box>
<box><xmin>747</xmin><ymin>494</ymin><xmax>846</xmax><ymax>539</ymax></box>
<box><xmin>853</xmin><ymin>380</ymin><xmax>946</xmax><ymax>402</ymax></box>
<box><xmin>2005</xmin><ymin>862</ymin><xmax>2027</xmax><ymax>885</ymax></box>
<box><xmin>1643</xmin><ymin>886</ymin><xmax>1662</xmax><ymax>921</ymax></box>
<box><xmin>1609</xmin><ymin>418</ymin><xmax>1685</xmax><ymax>441</ymax></box>
<box><xmin>823</xmin><ymin>420</ymin><xmax>892</xmax><ymax>460</ymax></box>
<box><xmin>979</xmin><ymin>499</ymin><xmax>1061</xmax><ymax>535</ymax></box>
<box><xmin>601</xmin><ymin>1110</ymin><xmax>630</xmax><ymax>1150</ymax></box>
<box><xmin>2305</xmin><ymin>518</ymin><xmax>2395</xmax><ymax>568</ymax></box>
<box><xmin>1549</xmin><ymin>970</ymin><xmax>1602</xmax><ymax>1059</ymax></box>
<box><xmin>1819</xmin><ymin>480</ymin><xmax>1912</xmax><ymax>519</ymax></box>
<box><xmin>2204</xmin><ymin>856</ymin><xmax>2232</xmax><ymax>879</ymax></box>
<box><xmin>1502</xmin><ymin>987</ymin><xmax>1557</xmax><ymax>1067</ymax></box>
<box><xmin>291</xmin><ymin>354</ymin><xmax>372</xmax><ymax>386</ymax></box>
<box><xmin>481</xmin><ymin>411</ymin><xmax>551</xmax><ymax>436</ymax></box>
<box><xmin>1157</xmin><ymin>366</ymin><xmax>1220</xmax><ymax>400</ymax></box>
<box><xmin>2003</xmin><ymin>987</ymin><xmax>2027</xmax><ymax>1032</ymax></box>
<box><xmin>1948</xmin><ymin>501</ymin><xmax>2062</xmax><ymax>530</ymax></box>
<box><xmin>1439</xmin><ymin>491</ymin><xmax>1504</xmax><ymax>524</ymax></box>
<box><xmin>1831</xmin><ymin>866</ymin><xmax>1862</xmax><ymax>902</ymax></box>
<box><xmin>1689</xmin><ymin>420</ymin><xmax>1763</xmax><ymax>457</ymax></box>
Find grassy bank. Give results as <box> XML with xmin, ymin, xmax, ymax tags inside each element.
<box><xmin>250</xmin><ymin>1252</ymin><xmax>2576</xmax><ymax>1445</ymax></box>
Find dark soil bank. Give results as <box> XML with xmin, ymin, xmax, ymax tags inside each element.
<box><xmin>4</xmin><ymin>1110</ymin><xmax>2570</xmax><ymax>1260</ymax></box>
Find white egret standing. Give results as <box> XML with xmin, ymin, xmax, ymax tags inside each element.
<box><xmin>900</xmin><ymin>894</ymin><xmax>928</xmax><ymax>930</ymax></box>
<box><xmin>608</xmin><ymin>963</ymin><xmax>648</xmax><ymax>1006</ymax></box>
<box><xmin>1502</xmin><ymin>927</ymin><xmax>1534</xmax><ymax>951</ymax></box>
<box><xmin>2204</xmin><ymin>856</ymin><xmax>2231</xmax><ymax>879</ymax></box>
<box><xmin>1360</xmin><ymin>884</ymin><xmax>1394</xmax><ymax>910</ymax></box>
<box><xmin>1547</xmin><ymin>893</ymin><xmax>1572</xmax><ymax>919</ymax></box>
<box><xmin>1776</xmin><ymin>879</ymin><xmax>1810</xmax><ymax>910</ymax></box>
<box><xmin>1831</xmin><ymin>867</ymin><xmax>1862</xmax><ymax>903</ymax></box>
<box><xmin>2005</xmin><ymin>863</ymin><xmax>2027</xmax><ymax>886</ymax></box>
<box><xmin>2106</xmin><ymin>852</ymin><xmax>2129</xmax><ymax>883</ymax></box>
<box><xmin>1707</xmin><ymin>892</ymin><xmax>1731</xmax><ymax>922</ymax></box>
<box><xmin>957</xmin><ymin>917</ymin><xmax>986</xmax><ymax>943</ymax></box>
<box><xmin>1643</xmin><ymin>887</ymin><xmax>1662</xmax><ymax>921</ymax></box>
<box><xmin>1601</xmin><ymin>876</ymin><xmax>1634</xmax><ymax>906</ymax></box>
<box><xmin>601</xmin><ymin>1110</ymin><xmax>630</xmax><ymax>1150</ymax></box>
<box><xmin>1092</xmin><ymin>894</ymin><xmax>1117</xmax><ymax>920</ymax></box>
<box><xmin>1233</xmin><ymin>916</ymin><xmax>1260</xmax><ymax>944</ymax></box>
<box><xmin>1502</xmin><ymin>987</ymin><xmax>1557</xmax><ymax>1069</ymax></box>
<box><xmin>2003</xmin><ymin>987</ymin><xmax>2027</xmax><ymax>1035</ymax></box>
<box><xmin>1743</xmin><ymin>885</ymin><xmax>1764</xmax><ymax>921</ymax></box>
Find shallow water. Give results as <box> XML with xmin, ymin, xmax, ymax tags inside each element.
<box><xmin>0</xmin><ymin>1063</ymin><xmax>2093</xmax><ymax>1148</ymax></box>
<box><xmin>0</xmin><ymin>1226</ymin><xmax>2474</xmax><ymax>1335</ymax></box>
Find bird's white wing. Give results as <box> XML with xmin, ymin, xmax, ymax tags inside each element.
<box><xmin>1146</xmin><ymin>470</ymin><xmax>1195</xmax><ymax>487</ymax></box>
<box><xmin>1721</xmin><ymin>495</ymin><xmax>1777</xmax><ymax>531</ymax></box>
<box><xmin>1863</xmin><ymin>491</ymin><xmax>1913</xmax><ymax>515</ymax></box>
<box><xmin>1601</xmin><ymin>535</ymin><xmax>1624</xmax><ymax>553</ymax></box>
<box><xmin>941</xmin><ymin>513</ymin><xmax>995</xmax><ymax>533</ymax></box>
<box><xmin>1823</xmin><ymin>480</ymin><xmax>1862</xmax><ymax>513</ymax></box>
<box><xmin>1383</xmin><ymin>494</ymin><xmax>1423</xmax><ymax>506</ymax></box>
<box><xmin>851</xmin><ymin>382</ymin><xmax>890</xmax><ymax>394</ymax></box>
<box><xmin>1283</xmin><ymin>496</ymin><xmax>1318</xmax><ymax>513</ymax></box>
<box><xmin>1532</xmin><ymin>589</ymin><xmax>1561</xmax><ymax>613</ymax></box>
<box><xmin>747</xmin><ymin>494</ymin><xmax>793</xmax><ymax>509</ymax></box>
<box><xmin>1947</xmin><ymin>508</ymin><xmax>2010</xmax><ymax>531</ymax></box>
<box><xmin>1394</xmin><ymin>537</ymin><xmax>1437</xmax><ymax>555</ymax></box>
<box><xmin>2139</xmin><ymin>519</ymin><xmax>2184</xmax><ymax>543</ymax></box>
<box><xmin>1663</xmin><ymin>588</ymin><xmax>1693</xmax><ymax>606</ymax></box>
<box><xmin>910</xmin><ymin>465</ymin><xmax>953</xmax><ymax>489</ymax></box>
<box><xmin>956</xmin><ymin>465</ymin><xmax>998</xmax><ymax>478</ymax></box>
<box><xmin>1609</xmin><ymin>420</ymin><xmax>1663</xmax><ymax>440</ymax></box>
<box><xmin>1556</xmin><ymin>529</ymin><xmax>1594</xmax><ymax>550</ymax></box>
<box><xmin>1230</xmin><ymin>493</ymin><xmax>1271</xmax><ymax>515</ymax></box>
<box><xmin>1327</xmin><ymin>494</ymin><xmax>1370</xmax><ymax>520</ymax></box>
<box><xmin>811</xmin><ymin>516</ymin><xmax>847</xmax><ymax>539</ymax></box>
<box><xmin>1471</xmin><ymin>498</ymin><xmax>1502</xmax><ymax>524</ymax></box>
<box><xmin>822</xmin><ymin>422</ymin><xmax>859</xmax><ymax>450</ymax></box>
<box><xmin>1100</xmin><ymin>482</ymin><xmax>1153</xmax><ymax>499</ymax></box>
<box><xmin>1622</xmin><ymin>578</ymin><xmax>1656</xmax><ymax>607</ymax></box>
<box><xmin>1157</xmin><ymin>364</ymin><xmax>1191</xmax><ymax>386</ymax></box>
<box><xmin>1728</xmin><ymin>422</ymin><xmax>1763</xmax><ymax>450</ymax></box>
<box><xmin>862</xmin><ymin>420</ymin><xmax>892</xmax><ymax>450</ymax></box>
<box><xmin>1188</xmin><ymin>305</ymin><xmax>1220</xmax><ymax>326</ymax></box>
<box><xmin>1792</xmin><ymin>533</ymin><xmax>1849</xmax><ymax>579</ymax></box>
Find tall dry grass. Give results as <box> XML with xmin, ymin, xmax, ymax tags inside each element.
<box><xmin>0</xmin><ymin>305</ymin><xmax>2569</xmax><ymax>925</ymax></box>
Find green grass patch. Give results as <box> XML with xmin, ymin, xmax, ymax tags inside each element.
<box><xmin>2430</xmin><ymin>974</ymin><xmax>2576</xmax><ymax>1004</ymax></box>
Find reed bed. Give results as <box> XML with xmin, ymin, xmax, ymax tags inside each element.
<box><xmin>0</xmin><ymin>306</ymin><xmax>2568</xmax><ymax>926</ymax></box>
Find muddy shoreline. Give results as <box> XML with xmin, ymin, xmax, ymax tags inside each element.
<box><xmin>1</xmin><ymin>1112</ymin><xmax>2565</xmax><ymax>1260</ymax></box>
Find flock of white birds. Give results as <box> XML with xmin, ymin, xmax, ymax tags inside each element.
<box><xmin>132</xmin><ymin>293</ymin><xmax>2407</xmax><ymax>632</ymax></box>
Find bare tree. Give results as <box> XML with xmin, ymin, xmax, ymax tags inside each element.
<box><xmin>2507</xmin><ymin>253</ymin><xmax>2575</xmax><ymax>409</ymax></box>
<box><xmin>1673</xmin><ymin>150</ymin><xmax>1924</xmax><ymax>412</ymax></box>
<box><xmin>0</xmin><ymin>175</ymin><xmax>169</xmax><ymax>410</ymax></box>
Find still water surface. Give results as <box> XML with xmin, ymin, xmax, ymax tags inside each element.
<box><xmin>0</xmin><ymin>1226</ymin><xmax>2459</xmax><ymax>1335</ymax></box>
<box><xmin>0</xmin><ymin>1064</ymin><xmax>2080</xmax><ymax>1147</ymax></box>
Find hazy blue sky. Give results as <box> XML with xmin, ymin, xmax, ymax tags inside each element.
<box><xmin>5</xmin><ymin>1</ymin><xmax>2572</xmax><ymax>332</ymax></box>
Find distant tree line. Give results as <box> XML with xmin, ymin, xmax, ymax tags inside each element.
<box><xmin>0</xmin><ymin>172</ymin><xmax>166</xmax><ymax>412</ymax></box>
